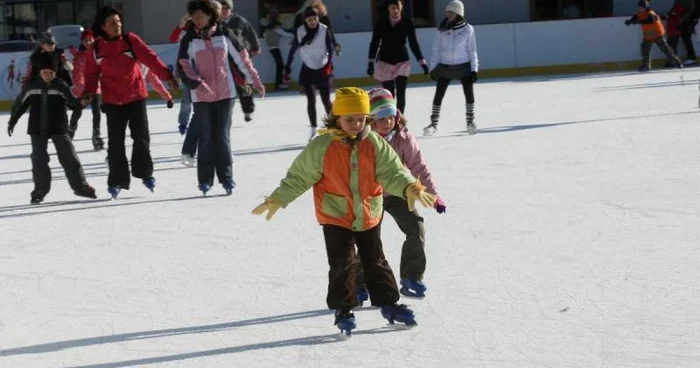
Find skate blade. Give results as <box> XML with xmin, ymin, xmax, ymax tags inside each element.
<box><xmin>399</xmin><ymin>293</ymin><xmax>425</xmax><ymax>300</ymax></box>
<box><xmin>336</xmin><ymin>330</ymin><xmax>352</xmax><ymax>340</ymax></box>
<box><xmin>386</xmin><ymin>322</ymin><xmax>417</xmax><ymax>329</ymax></box>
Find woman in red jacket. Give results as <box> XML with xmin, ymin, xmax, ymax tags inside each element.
<box><xmin>70</xmin><ymin>29</ymin><xmax>104</xmax><ymax>150</ymax></box>
<box><xmin>83</xmin><ymin>6</ymin><xmax>178</xmax><ymax>199</ymax></box>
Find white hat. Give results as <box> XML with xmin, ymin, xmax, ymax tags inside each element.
<box><xmin>445</xmin><ymin>0</ymin><xmax>464</xmax><ymax>17</ymax></box>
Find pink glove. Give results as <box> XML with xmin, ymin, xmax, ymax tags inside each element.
<box><xmin>434</xmin><ymin>196</ymin><xmax>446</xmax><ymax>214</ymax></box>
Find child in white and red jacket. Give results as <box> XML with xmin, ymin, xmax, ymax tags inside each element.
<box><xmin>355</xmin><ymin>88</ymin><xmax>445</xmax><ymax>301</ymax></box>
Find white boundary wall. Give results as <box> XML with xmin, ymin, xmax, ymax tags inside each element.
<box><xmin>0</xmin><ymin>17</ymin><xmax>694</xmax><ymax>100</ymax></box>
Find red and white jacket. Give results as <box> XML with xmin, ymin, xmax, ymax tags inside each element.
<box><xmin>178</xmin><ymin>24</ymin><xmax>262</xmax><ymax>103</ymax></box>
<box><xmin>84</xmin><ymin>32</ymin><xmax>175</xmax><ymax>105</ymax></box>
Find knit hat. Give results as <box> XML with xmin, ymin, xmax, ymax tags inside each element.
<box><xmin>637</xmin><ymin>0</ymin><xmax>649</xmax><ymax>8</ymax></box>
<box><xmin>37</xmin><ymin>52</ymin><xmax>56</xmax><ymax>72</ymax></box>
<box><xmin>368</xmin><ymin>88</ymin><xmax>397</xmax><ymax>119</ymax></box>
<box><xmin>303</xmin><ymin>6</ymin><xmax>318</xmax><ymax>18</ymax></box>
<box><xmin>217</xmin><ymin>0</ymin><xmax>232</xmax><ymax>8</ymax></box>
<box><xmin>80</xmin><ymin>29</ymin><xmax>94</xmax><ymax>41</ymax></box>
<box><xmin>212</xmin><ymin>0</ymin><xmax>222</xmax><ymax>15</ymax></box>
<box><xmin>445</xmin><ymin>0</ymin><xmax>464</xmax><ymax>17</ymax></box>
<box><xmin>39</xmin><ymin>32</ymin><xmax>56</xmax><ymax>45</ymax></box>
<box><xmin>332</xmin><ymin>87</ymin><xmax>370</xmax><ymax>116</ymax></box>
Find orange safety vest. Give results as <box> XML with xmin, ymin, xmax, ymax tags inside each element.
<box><xmin>638</xmin><ymin>9</ymin><xmax>666</xmax><ymax>40</ymax></box>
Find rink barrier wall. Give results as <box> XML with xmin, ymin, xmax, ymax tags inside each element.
<box><xmin>0</xmin><ymin>16</ymin><xmax>687</xmax><ymax>111</ymax></box>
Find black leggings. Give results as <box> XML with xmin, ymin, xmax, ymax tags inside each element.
<box><xmin>432</xmin><ymin>76</ymin><xmax>475</xmax><ymax>107</ymax></box>
<box><xmin>304</xmin><ymin>83</ymin><xmax>332</xmax><ymax>128</ymax></box>
<box><xmin>382</xmin><ymin>76</ymin><xmax>408</xmax><ymax>113</ymax></box>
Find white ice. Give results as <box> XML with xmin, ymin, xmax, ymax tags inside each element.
<box><xmin>1</xmin><ymin>70</ymin><xmax>699</xmax><ymax>368</ymax></box>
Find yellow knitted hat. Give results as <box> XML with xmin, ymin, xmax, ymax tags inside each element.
<box><xmin>332</xmin><ymin>87</ymin><xmax>370</xmax><ymax>116</ymax></box>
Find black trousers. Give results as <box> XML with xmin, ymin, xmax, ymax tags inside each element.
<box><xmin>323</xmin><ymin>224</ymin><xmax>400</xmax><ymax>310</ymax></box>
<box><xmin>382</xmin><ymin>76</ymin><xmax>408</xmax><ymax>113</ymax></box>
<box><xmin>69</xmin><ymin>94</ymin><xmax>102</xmax><ymax>138</ymax></box>
<box><xmin>303</xmin><ymin>83</ymin><xmax>332</xmax><ymax>128</ymax></box>
<box><xmin>668</xmin><ymin>33</ymin><xmax>697</xmax><ymax>61</ymax></box>
<box><xmin>356</xmin><ymin>195</ymin><xmax>426</xmax><ymax>286</ymax></box>
<box><xmin>30</xmin><ymin>134</ymin><xmax>87</xmax><ymax>197</ymax></box>
<box><xmin>432</xmin><ymin>76</ymin><xmax>475</xmax><ymax>107</ymax></box>
<box><xmin>270</xmin><ymin>48</ymin><xmax>284</xmax><ymax>87</ymax></box>
<box><xmin>103</xmin><ymin>99</ymin><xmax>153</xmax><ymax>189</ymax></box>
<box><xmin>235</xmin><ymin>84</ymin><xmax>255</xmax><ymax>115</ymax></box>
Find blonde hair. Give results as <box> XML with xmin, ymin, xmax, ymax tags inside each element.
<box><xmin>313</xmin><ymin>3</ymin><xmax>327</xmax><ymax>17</ymax></box>
<box><xmin>295</xmin><ymin>0</ymin><xmax>326</xmax><ymax>17</ymax></box>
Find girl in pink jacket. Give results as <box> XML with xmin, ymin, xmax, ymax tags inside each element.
<box><xmin>355</xmin><ymin>88</ymin><xmax>445</xmax><ymax>301</ymax></box>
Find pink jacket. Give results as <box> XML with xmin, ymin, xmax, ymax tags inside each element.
<box><xmin>386</xmin><ymin>127</ymin><xmax>438</xmax><ymax>195</ymax></box>
<box><xmin>178</xmin><ymin>24</ymin><xmax>262</xmax><ymax>103</ymax></box>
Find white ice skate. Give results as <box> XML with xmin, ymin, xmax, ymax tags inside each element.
<box><xmin>308</xmin><ymin>127</ymin><xmax>317</xmax><ymax>142</ymax></box>
<box><xmin>467</xmin><ymin>122</ymin><xmax>478</xmax><ymax>135</ymax></box>
<box><xmin>423</xmin><ymin>124</ymin><xmax>437</xmax><ymax>137</ymax></box>
<box><xmin>181</xmin><ymin>154</ymin><xmax>195</xmax><ymax>167</ymax></box>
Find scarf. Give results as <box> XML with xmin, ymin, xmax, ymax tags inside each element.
<box><xmin>196</xmin><ymin>23</ymin><xmax>217</xmax><ymax>40</ymax></box>
<box><xmin>318</xmin><ymin>125</ymin><xmax>371</xmax><ymax>143</ymax></box>
<box><xmin>439</xmin><ymin>17</ymin><xmax>466</xmax><ymax>32</ymax></box>
<box><xmin>300</xmin><ymin>23</ymin><xmax>319</xmax><ymax>46</ymax></box>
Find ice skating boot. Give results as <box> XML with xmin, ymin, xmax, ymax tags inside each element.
<box><xmin>334</xmin><ymin>309</ymin><xmax>356</xmax><ymax>338</ymax></box>
<box><xmin>467</xmin><ymin>103</ymin><xmax>477</xmax><ymax>135</ymax></box>
<box><xmin>399</xmin><ymin>279</ymin><xmax>427</xmax><ymax>299</ymax></box>
<box><xmin>380</xmin><ymin>304</ymin><xmax>417</xmax><ymax>327</ymax></box>
<box><xmin>423</xmin><ymin>105</ymin><xmax>441</xmax><ymax>137</ymax></box>
<box><xmin>108</xmin><ymin>186</ymin><xmax>121</xmax><ymax>200</ymax></box>
<box><xmin>308</xmin><ymin>126</ymin><xmax>317</xmax><ymax>142</ymax></box>
<box><xmin>199</xmin><ymin>183</ymin><xmax>211</xmax><ymax>196</ymax></box>
<box><xmin>30</xmin><ymin>194</ymin><xmax>45</xmax><ymax>204</ymax></box>
<box><xmin>637</xmin><ymin>64</ymin><xmax>651</xmax><ymax>72</ymax></box>
<box><xmin>181</xmin><ymin>154</ymin><xmax>195</xmax><ymax>167</ymax></box>
<box><xmin>356</xmin><ymin>287</ymin><xmax>369</xmax><ymax>306</ymax></box>
<box><xmin>244</xmin><ymin>113</ymin><xmax>253</xmax><ymax>122</ymax></box>
<box><xmin>92</xmin><ymin>135</ymin><xmax>105</xmax><ymax>151</ymax></box>
<box><xmin>222</xmin><ymin>180</ymin><xmax>236</xmax><ymax>195</ymax></box>
<box><xmin>143</xmin><ymin>177</ymin><xmax>156</xmax><ymax>192</ymax></box>
<box><xmin>74</xmin><ymin>184</ymin><xmax>97</xmax><ymax>199</ymax></box>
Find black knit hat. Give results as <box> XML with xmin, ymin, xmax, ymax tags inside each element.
<box><xmin>637</xmin><ymin>0</ymin><xmax>649</xmax><ymax>8</ymax></box>
<box><xmin>385</xmin><ymin>0</ymin><xmax>401</xmax><ymax>6</ymax></box>
<box><xmin>303</xmin><ymin>6</ymin><xmax>318</xmax><ymax>18</ymax></box>
<box><xmin>37</xmin><ymin>52</ymin><xmax>56</xmax><ymax>72</ymax></box>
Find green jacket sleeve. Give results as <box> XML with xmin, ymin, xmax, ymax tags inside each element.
<box><xmin>268</xmin><ymin>136</ymin><xmax>330</xmax><ymax>206</ymax></box>
<box><xmin>370</xmin><ymin>132</ymin><xmax>415</xmax><ymax>198</ymax></box>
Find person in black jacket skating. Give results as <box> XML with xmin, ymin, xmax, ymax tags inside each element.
<box><xmin>7</xmin><ymin>53</ymin><xmax>96</xmax><ymax>204</ymax></box>
<box><xmin>368</xmin><ymin>0</ymin><xmax>428</xmax><ymax>114</ymax></box>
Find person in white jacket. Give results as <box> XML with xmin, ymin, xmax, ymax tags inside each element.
<box><xmin>424</xmin><ymin>0</ymin><xmax>479</xmax><ymax>136</ymax></box>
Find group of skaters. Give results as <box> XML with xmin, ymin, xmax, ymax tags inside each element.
<box><xmin>625</xmin><ymin>0</ymin><xmax>700</xmax><ymax>71</ymax></box>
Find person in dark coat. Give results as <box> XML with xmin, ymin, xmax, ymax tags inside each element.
<box><xmin>7</xmin><ymin>52</ymin><xmax>96</xmax><ymax>204</ymax></box>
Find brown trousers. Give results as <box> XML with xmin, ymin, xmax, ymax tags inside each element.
<box><xmin>323</xmin><ymin>224</ymin><xmax>399</xmax><ymax>310</ymax></box>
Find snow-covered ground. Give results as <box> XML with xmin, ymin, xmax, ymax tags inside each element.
<box><xmin>1</xmin><ymin>70</ymin><xmax>699</xmax><ymax>368</ymax></box>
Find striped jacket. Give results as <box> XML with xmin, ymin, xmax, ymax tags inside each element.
<box><xmin>268</xmin><ymin>127</ymin><xmax>416</xmax><ymax>231</ymax></box>
<box><xmin>178</xmin><ymin>23</ymin><xmax>263</xmax><ymax>103</ymax></box>
<box><xmin>8</xmin><ymin>78</ymin><xmax>82</xmax><ymax>136</ymax></box>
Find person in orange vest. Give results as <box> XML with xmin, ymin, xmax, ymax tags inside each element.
<box><xmin>625</xmin><ymin>0</ymin><xmax>682</xmax><ymax>71</ymax></box>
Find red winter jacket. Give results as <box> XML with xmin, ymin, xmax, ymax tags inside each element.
<box><xmin>666</xmin><ymin>4</ymin><xmax>688</xmax><ymax>37</ymax></box>
<box><xmin>84</xmin><ymin>32</ymin><xmax>174</xmax><ymax>105</ymax></box>
<box><xmin>70</xmin><ymin>45</ymin><xmax>100</xmax><ymax>96</ymax></box>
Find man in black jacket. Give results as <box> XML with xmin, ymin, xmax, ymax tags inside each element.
<box><xmin>218</xmin><ymin>0</ymin><xmax>260</xmax><ymax>122</ymax></box>
<box><xmin>7</xmin><ymin>53</ymin><xmax>96</xmax><ymax>204</ymax></box>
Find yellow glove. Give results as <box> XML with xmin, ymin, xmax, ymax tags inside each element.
<box><xmin>251</xmin><ymin>198</ymin><xmax>282</xmax><ymax>221</ymax></box>
<box><xmin>405</xmin><ymin>178</ymin><xmax>437</xmax><ymax>212</ymax></box>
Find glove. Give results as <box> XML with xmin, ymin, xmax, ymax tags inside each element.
<box><xmin>434</xmin><ymin>196</ymin><xmax>446</xmax><ymax>214</ymax></box>
<box><xmin>367</xmin><ymin>62</ymin><xmax>374</xmax><ymax>77</ymax></box>
<box><xmin>405</xmin><ymin>178</ymin><xmax>437</xmax><ymax>212</ymax></box>
<box><xmin>470</xmin><ymin>71</ymin><xmax>478</xmax><ymax>83</ymax></box>
<box><xmin>421</xmin><ymin>64</ymin><xmax>429</xmax><ymax>75</ymax></box>
<box><xmin>7</xmin><ymin>124</ymin><xmax>14</xmax><ymax>137</ymax></box>
<box><xmin>624</xmin><ymin>19</ymin><xmax>633</xmax><ymax>26</ymax></box>
<box><xmin>167</xmin><ymin>100</ymin><xmax>174</xmax><ymax>109</ymax></box>
<box><xmin>323</xmin><ymin>63</ymin><xmax>333</xmax><ymax>77</ymax></box>
<box><xmin>334</xmin><ymin>44</ymin><xmax>342</xmax><ymax>56</ymax></box>
<box><xmin>252</xmin><ymin>198</ymin><xmax>282</xmax><ymax>221</ymax></box>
